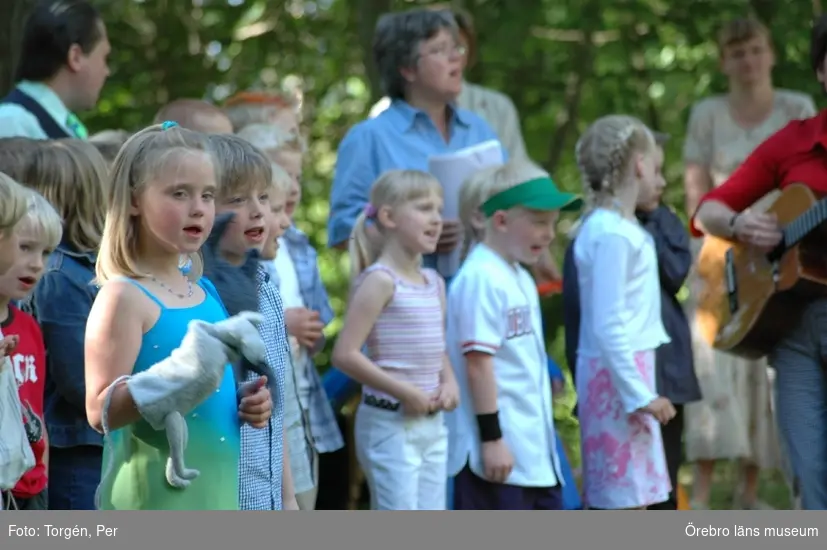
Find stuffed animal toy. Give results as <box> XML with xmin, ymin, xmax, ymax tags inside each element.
<box><xmin>201</xmin><ymin>211</ymin><xmax>277</xmax><ymax>393</ymax></box>
<box><xmin>95</xmin><ymin>311</ymin><xmax>266</xmax><ymax>509</ymax></box>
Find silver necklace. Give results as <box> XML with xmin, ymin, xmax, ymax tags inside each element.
<box><xmin>151</xmin><ymin>275</ymin><xmax>193</xmax><ymax>299</ymax></box>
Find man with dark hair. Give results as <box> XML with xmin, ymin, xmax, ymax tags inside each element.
<box><xmin>0</xmin><ymin>0</ymin><xmax>110</xmax><ymax>140</ymax></box>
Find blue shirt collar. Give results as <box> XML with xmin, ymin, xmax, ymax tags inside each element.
<box><xmin>387</xmin><ymin>98</ymin><xmax>470</xmax><ymax>132</ymax></box>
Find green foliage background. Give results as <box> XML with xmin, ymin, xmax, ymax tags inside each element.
<box><xmin>18</xmin><ymin>0</ymin><xmax>822</xmax><ymax>468</ymax></box>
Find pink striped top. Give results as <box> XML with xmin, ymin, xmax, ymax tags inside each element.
<box><xmin>357</xmin><ymin>264</ymin><xmax>445</xmax><ymax>402</ymax></box>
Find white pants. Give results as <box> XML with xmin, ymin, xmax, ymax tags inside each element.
<box><xmin>355</xmin><ymin>403</ymin><xmax>448</xmax><ymax>510</ymax></box>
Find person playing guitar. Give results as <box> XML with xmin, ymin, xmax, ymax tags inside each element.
<box><xmin>691</xmin><ymin>15</ymin><xmax>827</xmax><ymax>510</ymax></box>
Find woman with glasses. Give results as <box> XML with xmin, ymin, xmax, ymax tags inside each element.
<box><xmin>327</xmin><ymin>8</ymin><xmax>504</xmax><ymax>265</ymax></box>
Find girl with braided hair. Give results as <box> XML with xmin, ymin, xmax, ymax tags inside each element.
<box><xmin>572</xmin><ymin>115</ymin><xmax>675</xmax><ymax>510</ymax></box>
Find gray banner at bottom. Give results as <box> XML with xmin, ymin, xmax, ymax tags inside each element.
<box><xmin>1</xmin><ymin>511</ymin><xmax>823</xmax><ymax>550</ymax></box>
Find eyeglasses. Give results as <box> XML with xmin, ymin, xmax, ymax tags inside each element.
<box><xmin>422</xmin><ymin>43</ymin><xmax>467</xmax><ymax>59</ymax></box>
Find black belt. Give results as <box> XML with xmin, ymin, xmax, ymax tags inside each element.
<box><xmin>362</xmin><ymin>394</ymin><xmax>438</xmax><ymax>416</ymax></box>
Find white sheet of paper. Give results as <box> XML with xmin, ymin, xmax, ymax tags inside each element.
<box><xmin>427</xmin><ymin>139</ymin><xmax>504</xmax><ymax>279</ymax></box>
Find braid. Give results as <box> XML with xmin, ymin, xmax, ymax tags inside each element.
<box><xmin>572</xmin><ymin>115</ymin><xmax>652</xmax><ymax>228</ymax></box>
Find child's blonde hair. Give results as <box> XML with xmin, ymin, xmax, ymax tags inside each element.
<box><xmin>458</xmin><ymin>166</ymin><xmax>497</xmax><ymax>262</ymax></box>
<box><xmin>0</xmin><ymin>172</ymin><xmax>32</xmax><ymax>237</ymax></box>
<box><xmin>19</xmin><ymin>190</ymin><xmax>63</xmax><ymax>251</ymax></box>
<box><xmin>96</xmin><ymin>124</ymin><xmax>214</xmax><ymax>284</ymax></box>
<box><xmin>223</xmin><ymin>90</ymin><xmax>300</xmax><ymax>132</ymax></box>
<box><xmin>269</xmin><ymin>162</ymin><xmax>293</xmax><ymax>199</ymax></box>
<box><xmin>24</xmin><ymin>139</ymin><xmax>109</xmax><ymax>253</ymax></box>
<box><xmin>207</xmin><ymin>134</ymin><xmax>273</xmax><ymax>200</ymax></box>
<box><xmin>237</xmin><ymin>123</ymin><xmax>306</xmax><ymax>154</ymax></box>
<box><xmin>476</xmin><ymin>159</ymin><xmax>553</xmax><ymax>232</ymax></box>
<box><xmin>0</xmin><ymin>137</ymin><xmax>42</xmax><ymax>182</ymax></box>
<box><xmin>349</xmin><ymin>169</ymin><xmax>442</xmax><ymax>279</ymax></box>
<box><xmin>574</xmin><ymin>114</ymin><xmax>654</xmax><ymax>209</ymax></box>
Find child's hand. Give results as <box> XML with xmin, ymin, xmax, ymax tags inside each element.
<box><xmin>432</xmin><ymin>379</ymin><xmax>460</xmax><ymax>412</ymax></box>
<box><xmin>238</xmin><ymin>376</ymin><xmax>272</xmax><ymax>428</ymax></box>
<box><xmin>482</xmin><ymin>439</ymin><xmax>514</xmax><ymax>484</ymax></box>
<box><xmin>285</xmin><ymin>307</ymin><xmax>324</xmax><ymax>349</ymax></box>
<box><xmin>640</xmin><ymin>396</ymin><xmax>676</xmax><ymax>425</ymax></box>
<box><xmin>0</xmin><ymin>335</ymin><xmax>19</xmax><ymax>357</ymax></box>
<box><xmin>399</xmin><ymin>384</ymin><xmax>432</xmax><ymax>417</ymax></box>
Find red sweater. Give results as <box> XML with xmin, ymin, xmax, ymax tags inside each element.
<box><xmin>4</xmin><ymin>305</ymin><xmax>48</xmax><ymax>499</ymax></box>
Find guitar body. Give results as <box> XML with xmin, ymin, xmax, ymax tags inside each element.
<box><xmin>695</xmin><ymin>183</ymin><xmax>827</xmax><ymax>359</ymax></box>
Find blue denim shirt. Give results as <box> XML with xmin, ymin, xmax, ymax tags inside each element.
<box><xmin>33</xmin><ymin>241</ymin><xmax>101</xmax><ymax>448</ymax></box>
<box><xmin>327</xmin><ymin>99</ymin><xmax>504</xmax><ymax>268</ymax></box>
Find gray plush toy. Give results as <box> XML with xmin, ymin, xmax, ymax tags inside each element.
<box><xmin>95</xmin><ymin>311</ymin><xmax>266</xmax><ymax>509</ymax></box>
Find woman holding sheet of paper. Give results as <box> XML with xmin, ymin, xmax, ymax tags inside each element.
<box><xmin>327</xmin><ymin>8</ymin><xmax>506</xmax><ymax>268</ymax></box>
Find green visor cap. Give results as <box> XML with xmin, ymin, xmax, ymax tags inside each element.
<box><xmin>480</xmin><ymin>177</ymin><xmax>583</xmax><ymax>218</ymax></box>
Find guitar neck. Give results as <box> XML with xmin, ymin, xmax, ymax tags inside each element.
<box><xmin>782</xmin><ymin>197</ymin><xmax>827</xmax><ymax>250</ymax></box>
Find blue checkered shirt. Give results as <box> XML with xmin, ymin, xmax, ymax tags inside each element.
<box><xmin>264</xmin><ymin>264</ymin><xmax>314</xmax><ymax>494</ymax></box>
<box><xmin>281</xmin><ymin>225</ymin><xmax>344</xmax><ymax>453</ymax></box>
<box><xmin>238</xmin><ymin>266</ymin><xmax>287</xmax><ymax>510</ymax></box>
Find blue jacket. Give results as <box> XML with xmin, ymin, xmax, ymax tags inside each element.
<box><xmin>33</xmin><ymin>241</ymin><xmax>102</xmax><ymax>448</ymax></box>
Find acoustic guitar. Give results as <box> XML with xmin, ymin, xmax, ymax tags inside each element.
<box><xmin>695</xmin><ymin>183</ymin><xmax>827</xmax><ymax>359</ymax></box>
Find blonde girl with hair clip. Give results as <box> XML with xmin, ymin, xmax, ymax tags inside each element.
<box><xmin>332</xmin><ymin>169</ymin><xmax>460</xmax><ymax>510</ymax></box>
<box><xmin>84</xmin><ymin>122</ymin><xmax>270</xmax><ymax>510</ymax></box>
<box><xmin>572</xmin><ymin>115</ymin><xmax>674</xmax><ymax>510</ymax></box>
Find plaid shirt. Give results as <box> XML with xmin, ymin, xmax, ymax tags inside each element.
<box><xmin>264</xmin><ymin>271</ymin><xmax>314</xmax><ymax>494</ymax></box>
<box><xmin>281</xmin><ymin>225</ymin><xmax>344</xmax><ymax>454</ymax></box>
<box><xmin>238</xmin><ymin>267</ymin><xmax>287</xmax><ymax>510</ymax></box>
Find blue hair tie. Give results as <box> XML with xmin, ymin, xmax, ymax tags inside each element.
<box><xmin>161</xmin><ymin>120</ymin><xmax>179</xmax><ymax>130</ymax></box>
<box><xmin>179</xmin><ymin>256</ymin><xmax>192</xmax><ymax>275</ymax></box>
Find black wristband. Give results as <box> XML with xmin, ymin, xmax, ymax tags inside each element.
<box><xmin>476</xmin><ymin>412</ymin><xmax>502</xmax><ymax>442</ymax></box>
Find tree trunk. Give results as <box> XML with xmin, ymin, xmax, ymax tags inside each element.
<box><xmin>0</xmin><ymin>0</ymin><xmax>32</xmax><ymax>96</ymax></box>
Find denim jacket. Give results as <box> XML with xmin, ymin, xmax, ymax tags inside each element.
<box><xmin>33</xmin><ymin>241</ymin><xmax>102</xmax><ymax>448</ymax></box>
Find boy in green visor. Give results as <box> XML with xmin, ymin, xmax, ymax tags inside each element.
<box><xmin>445</xmin><ymin>159</ymin><xmax>582</xmax><ymax>509</ymax></box>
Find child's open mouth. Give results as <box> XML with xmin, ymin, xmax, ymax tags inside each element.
<box><xmin>245</xmin><ymin>227</ymin><xmax>265</xmax><ymax>243</ymax></box>
<box><xmin>18</xmin><ymin>276</ymin><xmax>35</xmax><ymax>288</ymax></box>
<box><xmin>530</xmin><ymin>245</ymin><xmax>544</xmax><ymax>254</ymax></box>
<box><xmin>183</xmin><ymin>226</ymin><xmax>203</xmax><ymax>238</ymax></box>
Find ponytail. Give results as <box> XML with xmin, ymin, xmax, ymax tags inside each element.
<box><xmin>348</xmin><ymin>211</ymin><xmax>380</xmax><ymax>280</ymax></box>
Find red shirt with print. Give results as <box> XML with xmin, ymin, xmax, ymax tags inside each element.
<box><xmin>5</xmin><ymin>305</ymin><xmax>48</xmax><ymax>499</ymax></box>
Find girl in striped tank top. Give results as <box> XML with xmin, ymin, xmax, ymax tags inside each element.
<box><xmin>332</xmin><ymin>170</ymin><xmax>460</xmax><ymax>510</ymax></box>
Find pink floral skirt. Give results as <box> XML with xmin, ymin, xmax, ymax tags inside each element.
<box><xmin>577</xmin><ymin>349</ymin><xmax>671</xmax><ymax>509</ymax></box>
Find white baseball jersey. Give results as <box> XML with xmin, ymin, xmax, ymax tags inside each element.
<box><xmin>445</xmin><ymin>243</ymin><xmax>564</xmax><ymax>488</ymax></box>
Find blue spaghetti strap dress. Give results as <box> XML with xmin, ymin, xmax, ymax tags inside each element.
<box><xmin>96</xmin><ymin>277</ymin><xmax>240</xmax><ymax>510</ymax></box>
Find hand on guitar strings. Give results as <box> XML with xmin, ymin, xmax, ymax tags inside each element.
<box><xmin>732</xmin><ymin>211</ymin><xmax>783</xmax><ymax>250</ymax></box>
<box><xmin>640</xmin><ymin>396</ymin><xmax>676</xmax><ymax>425</ymax></box>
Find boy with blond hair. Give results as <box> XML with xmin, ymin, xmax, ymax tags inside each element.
<box><xmin>238</xmin><ymin>121</ymin><xmax>344</xmax><ymax>511</ymax></box>
<box><xmin>446</xmin><ymin>159</ymin><xmax>582</xmax><ymax>510</ymax></box>
<box><xmin>0</xmin><ymin>191</ymin><xmax>62</xmax><ymax>510</ymax></box>
<box><xmin>202</xmin><ymin>133</ymin><xmax>299</xmax><ymax>510</ymax></box>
